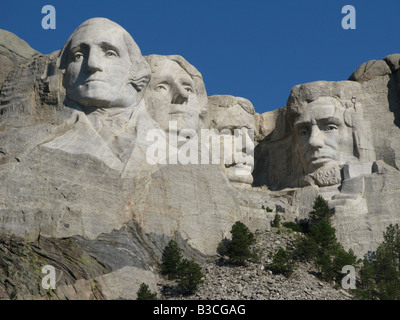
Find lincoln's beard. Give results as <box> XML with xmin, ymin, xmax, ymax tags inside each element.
<box><xmin>301</xmin><ymin>163</ymin><xmax>342</xmax><ymax>187</ymax></box>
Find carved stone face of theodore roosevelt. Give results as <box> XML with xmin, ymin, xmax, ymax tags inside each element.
<box><xmin>208</xmin><ymin>96</ymin><xmax>256</xmax><ymax>186</ymax></box>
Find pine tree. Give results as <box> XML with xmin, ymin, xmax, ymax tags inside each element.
<box><xmin>161</xmin><ymin>240</ymin><xmax>183</xmax><ymax>279</ymax></box>
<box><xmin>309</xmin><ymin>220</ymin><xmax>338</xmax><ymax>253</ymax></box>
<box><xmin>136</xmin><ymin>283</ymin><xmax>157</xmax><ymax>300</ymax></box>
<box><xmin>177</xmin><ymin>258</ymin><xmax>204</xmax><ymax>294</ymax></box>
<box><xmin>294</xmin><ymin>235</ymin><xmax>319</xmax><ymax>261</ymax></box>
<box><xmin>357</xmin><ymin>258</ymin><xmax>376</xmax><ymax>299</ymax></box>
<box><xmin>271</xmin><ymin>213</ymin><xmax>281</xmax><ymax>228</ymax></box>
<box><xmin>309</xmin><ymin>195</ymin><xmax>332</xmax><ymax>226</ymax></box>
<box><xmin>293</xmin><ymin>195</ymin><xmax>359</xmax><ymax>283</ymax></box>
<box><xmin>227</xmin><ymin>221</ymin><xmax>256</xmax><ymax>265</ymax></box>
<box><xmin>373</xmin><ymin>224</ymin><xmax>400</xmax><ymax>299</ymax></box>
<box><xmin>268</xmin><ymin>247</ymin><xmax>295</xmax><ymax>277</ymax></box>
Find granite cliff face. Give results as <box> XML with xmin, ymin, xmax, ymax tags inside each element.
<box><xmin>1</xmin><ymin>18</ymin><xmax>400</xmax><ymax>300</ymax></box>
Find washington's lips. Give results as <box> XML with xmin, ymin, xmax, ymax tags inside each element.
<box><xmin>83</xmin><ymin>79</ymin><xmax>106</xmax><ymax>84</ymax></box>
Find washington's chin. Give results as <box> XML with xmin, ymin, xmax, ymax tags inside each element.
<box><xmin>67</xmin><ymin>86</ymin><xmax>137</xmax><ymax>108</ymax></box>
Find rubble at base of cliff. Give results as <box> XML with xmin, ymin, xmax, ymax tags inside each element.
<box><xmin>159</xmin><ymin>228</ymin><xmax>354</xmax><ymax>300</ymax></box>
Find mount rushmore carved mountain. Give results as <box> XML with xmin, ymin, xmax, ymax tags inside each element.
<box><xmin>1</xmin><ymin>18</ymin><xmax>400</xmax><ymax>299</ymax></box>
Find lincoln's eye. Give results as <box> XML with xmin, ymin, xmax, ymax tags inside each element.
<box><xmin>298</xmin><ymin>128</ymin><xmax>308</xmax><ymax>136</ymax></box>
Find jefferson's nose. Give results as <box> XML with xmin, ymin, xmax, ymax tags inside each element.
<box><xmin>308</xmin><ymin>125</ymin><xmax>324</xmax><ymax>149</ymax></box>
<box><xmin>171</xmin><ymin>85</ymin><xmax>188</xmax><ymax>104</ymax></box>
<box><xmin>86</xmin><ymin>51</ymin><xmax>103</xmax><ymax>73</ymax></box>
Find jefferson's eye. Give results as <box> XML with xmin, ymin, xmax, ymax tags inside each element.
<box><xmin>184</xmin><ymin>86</ymin><xmax>193</xmax><ymax>93</ymax></box>
<box><xmin>155</xmin><ymin>84</ymin><xmax>168</xmax><ymax>92</ymax></box>
<box><xmin>105</xmin><ymin>50</ymin><xmax>117</xmax><ymax>58</ymax></box>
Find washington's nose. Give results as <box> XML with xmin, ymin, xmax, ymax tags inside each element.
<box><xmin>171</xmin><ymin>86</ymin><xmax>189</xmax><ymax>104</ymax></box>
<box><xmin>86</xmin><ymin>51</ymin><xmax>103</xmax><ymax>73</ymax></box>
<box><xmin>308</xmin><ymin>125</ymin><xmax>324</xmax><ymax>149</ymax></box>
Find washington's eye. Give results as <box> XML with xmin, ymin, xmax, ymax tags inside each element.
<box><xmin>105</xmin><ymin>50</ymin><xmax>117</xmax><ymax>58</ymax></box>
<box><xmin>73</xmin><ymin>52</ymin><xmax>84</xmax><ymax>61</ymax></box>
<box><xmin>325</xmin><ymin>124</ymin><xmax>338</xmax><ymax>132</ymax></box>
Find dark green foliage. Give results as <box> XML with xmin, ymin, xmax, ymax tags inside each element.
<box><xmin>332</xmin><ymin>248</ymin><xmax>358</xmax><ymax>278</ymax></box>
<box><xmin>356</xmin><ymin>224</ymin><xmax>400</xmax><ymax>300</ymax></box>
<box><xmin>261</xmin><ymin>205</ymin><xmax>273</xmax><ymax>212</ymax></box>
<box><xmin>217</xmin><ymin>238</ymin><xmax>229</xmax><ymax>256</ymax></box>
<box><xmin>177</xmin><ymin>259</ymin><xmax>204</xmax><ymax>294</ymax></box>
<box><xmin>316</xmin><ymin>246</ymin><xmax>358</xmax><ymax>282</ymax></box>
<box><xmin>9</xmin><ymin>291</ymin><xmax>17</xmax><ymax>300</ymax></box>
<box><xmin>357</xmin><ymin>258</ymin><xmax>375</xmax><ymax>299</ymax></box>
<box><xmin>315</xmin><ymin>251</ymin><xmax>335</xmax><ymax>281</ymax></box>
<box><xmin>268</xmin><ymin>247</ymin><xmax>295</xmax><ymax>277</ymax></box>
<box><xmin>161</xmin><ymin>240</ymin><xmax>204</xmax><ymax>295</ymax></box>
<box><xmin>292</xmin><ymin>195</ymin><xmax>358</xmax><ymax>283</ymax></box>
<box><xmin>271</xmin><ymin>213</ymin><xmax>281</xmax><ymax>228</ymax></box>
<box><xmin>282</xmin><ymin>221</ymin><xmax>307</xmax><ymax>233</ymax></box>
<box><xmin>136</xmin><ymin>283</ymin><xmax>157</xmax><ymax>300</ymax></box>
<box><xmin>309</xmin><ymin>221</ymin><xmax>339</xmax><ymax>253</ymax></box>
<box><xmin>309</xmin><ymin>195</ymin><xmax>332</xmax><ymax>226</ymax></box>
<box><xmin>294</xmin><ymin>235</ymin><xmax>319</xmax><ymax>261</ymax></box>
<box><xmin>161</xmin><ymin>240</ymin><xmax>183</xmax><ymax>279</ymax></box>
<box><xmin>227</xmin><ymin>221</ymin><xmax>256</xmax><ymax>265</ymax></box>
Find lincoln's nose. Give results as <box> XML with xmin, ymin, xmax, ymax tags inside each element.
<box><xmin>308</xmin><ymin>125</ymin><xmax>324</xmax><ymax>149</ymax></box>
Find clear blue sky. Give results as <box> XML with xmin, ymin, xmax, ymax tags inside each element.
<box><xmin>1</xmin><ymin>0</ymin><xmax>399</xmax><ymax>114</ymax></box>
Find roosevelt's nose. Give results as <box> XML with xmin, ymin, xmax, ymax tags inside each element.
<box><xmin>171</xmin><ymin>85</ymin><xmax>189</xmax><ymax>104</ymax></box>
<box><xmin>308</xmin><ymin>125</ymin><xmax>324</xmax><ymax>149</ymax></box>
<box><xmin>86</xmin><ymin>50</ymin><xmax>103</xmax><ymax>73</ymax></box>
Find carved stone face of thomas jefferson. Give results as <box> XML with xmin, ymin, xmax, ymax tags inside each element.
<box><xmin>145</xmin><ymin>56</ymin><xmax>203</xmax><ymax>134</ymax></box>
<box><xmin>293</xmin><ymin>96</ymin><xmax>353</xmax><ymax>179</ymax></box>
<box><xmin>63</xmin><ymin>18</ymin><xmax>148</xmax><ymax>109</ymax></box>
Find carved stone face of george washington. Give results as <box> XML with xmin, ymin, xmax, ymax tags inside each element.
<box><xmin>63</xmin><ymin>18</ymin><xmax>148</xmax><ymax>109</ymax></box>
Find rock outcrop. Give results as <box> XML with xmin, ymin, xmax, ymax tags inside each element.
<box><xmin>0</xmin><ymin>29</ymin><xmax>40</xmax><ymax>88</ymax></box>
<box><xmin>1</xmin><ymin>18</ymin><xmax>400</xmax><ymax>300</ymax></box>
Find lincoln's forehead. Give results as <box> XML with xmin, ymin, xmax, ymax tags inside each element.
<box><xmin>296</xmin><ymin>98</ymin><xmax>344</xmax><ymax>124</ymax></box>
